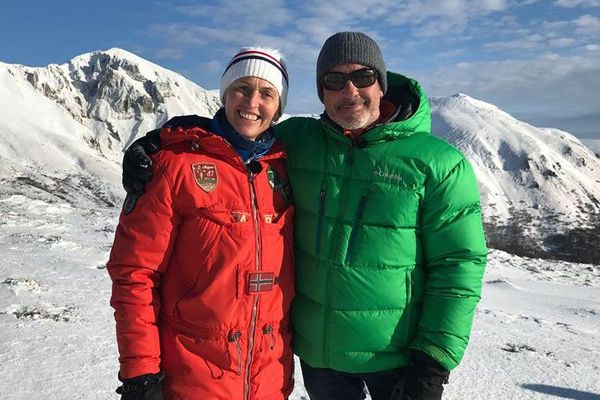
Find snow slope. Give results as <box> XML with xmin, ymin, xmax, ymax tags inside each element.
<box><xmin>0</xmin><ymin>194</ymin><xmax>598</xmax><ymax>399</ymax></box>
<box><xmin>431</xmin><ymin>94</ymin><xmax>600</xmax><ymax>262</ymax></box>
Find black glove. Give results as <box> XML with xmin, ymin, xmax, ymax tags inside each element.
<box><xmin>121</xmin><ymin>129</ymin><xmax>161</xmax><ymax>214</ymax></box>
<box><xmin>116</xmin><ymin>372</ymin><xmax>165</xmax><ymax>400</ymax></box>
<box><xmin>390</xmin><ymin>351</ymin><xmax>450</xmax><ymax>400</ymax></box>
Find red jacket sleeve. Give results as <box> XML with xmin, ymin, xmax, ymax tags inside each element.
<box><xmin>107</xmin><ymin>159</ymin><xmax>179</xmax><ymax>379</ymax></box>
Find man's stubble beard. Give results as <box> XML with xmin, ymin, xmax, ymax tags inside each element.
<box><xmin>331</xmin><ymin>96</ymin><xmax>379</xmax><ymax>131</ymax></box>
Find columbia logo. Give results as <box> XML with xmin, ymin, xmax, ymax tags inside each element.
<box><xmin>373</xmin><ymin>170</ymin><xmax>403</xmax><ymax>182</ymax></box>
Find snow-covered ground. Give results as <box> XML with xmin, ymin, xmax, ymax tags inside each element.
<box><xmin>0</xmin><ymin>193</ymin><xmax>598</xmax><ymax>399</ymax></box>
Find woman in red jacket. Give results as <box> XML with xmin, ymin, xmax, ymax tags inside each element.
<box><xmin>107</xmin><ymin>47</ymin><xmax>295</xmax><ymax>400</ymax></box>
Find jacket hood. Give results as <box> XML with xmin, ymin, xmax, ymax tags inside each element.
<box><xmin>160</xmin><ymin>115</ymin><xmax>212</xmax><ymax>148</ymax></box>
<box><xmin>322</xmin><ymin>71</ymin><xmax>431</xmax><ymax>143</ymax></box>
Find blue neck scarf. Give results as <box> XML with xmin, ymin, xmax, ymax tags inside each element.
<box><xmin>209</xmin><ymin>108</ymin><xmax>275</xmax><ymax>163</ymax></box>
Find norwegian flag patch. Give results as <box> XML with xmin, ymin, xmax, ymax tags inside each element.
<box><xmin>247</xmin><ymin>272</ymin><xmax>275</xmax><ymax>293</ymax></box>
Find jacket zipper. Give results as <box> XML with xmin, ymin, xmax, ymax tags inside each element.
<box><xmin>324</xmin><ymin>138</ymin><xmax>358</xmax><ymax>364</ymax></box>
<box><xmin>315</xmin><ymin>186</ymin><xmax>327</xmax><ymax>255</ymax></box>
<box><xmin>345</xmin><ymin>195</ymin><xmax>368</xmax><ymax>264</ymax></box>
<box><xmin>245</xmin><ymin>172</ymin><xmax>262</xmax><ymax>400</ymax></box>
<box><xmin>347</xmin><ymin>140</ymin><xmax>355</xmax><ymax>165</ymax></box>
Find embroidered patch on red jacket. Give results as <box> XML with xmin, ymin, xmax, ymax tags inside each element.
<box><xmin>191</xmin><ymin>163</ymin><xmax>218</xmax><ymax>192</ymax></box>
<box><xmin>247</xmin><ymin>272</ymin><xmax>275</xmax><ymax>293</ymax></box>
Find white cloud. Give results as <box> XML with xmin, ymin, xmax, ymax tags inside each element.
<box><xmin>554</xmin><ymin>0</ymin><xmax>600</xmax><ymax>7</ymax></box>
<box><xmin>382</xmin><ymin>0</ymin><xmax>509</xmax><ymax>28</ymax></box>
<box><xmin>573</xmin><ymin>14</ymin><xmax>600</xmax><ymax>33</ymax></box>
<box><xmin>436</xmin><ymin>48</ymin><xmax>468</xmax><ymax>58</ymax></box>
<box><xmin>484</xmin><ymin>34</ymin><xmax>544</xmax><ymax>50</ymax></box>
<box><xmin>146</xmin><ymin>24</ymin><xmax>240</xmax><ymax>46</ymax></box>
<box><xmin>198</xmin><ymin>60</ymin><xmax>222</xmax><ymax>72</ymax></box>
<box><xmin>173</xmin><ymin>4</ymin><xmax>213</xmax><ymax>16</ymax></box>
<box><xmin>287</xmin><ymin>0</ymin><xmax>511</xmax><ymax>41</ymax></box>
<box><xmin>483</xmin><ymin>41</ymin><xmax>532</xmax><ymax>50</ymax></box>
<box><xmin>423</xmin><ymin>53</ymin><xmax>600</xmax><ymax>118</ymax></box>
<box><xmin>549</xmin><ymin>37</ymin><xmax>577</xmax><ymax>46</ymax></box>
<box><xmin>155</xmin><ymin>48</ymin><xmax>185</xmax><ymax>60</ymax></box>
<box><xmin>540</xmin><ymin>19</ymin><xmax>571</xmax><ymax>32</ymax></box>
<box><xmin>481</xmin><ymin>0</ymin><xmax>508</xmax><ymax>11</ymax></box>
<box><xmin>135</xmin><ymin>0</ymin><xmax>600</xmax><ymax>136</ymax></box>
<box><xmin>297</xmin><ymin>0</ymin><xmax>393</xmax><ymax>23</ymax></box>
<box><xmin>175</xmin><ymin>0</ymin><xmax>293</xmax><ymax>28</ymax></box>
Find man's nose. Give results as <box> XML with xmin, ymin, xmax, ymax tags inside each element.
<box><xmin>341</xmin><ymin>80</ymin><xmax>360</xmax><ymax>96</ymax></box>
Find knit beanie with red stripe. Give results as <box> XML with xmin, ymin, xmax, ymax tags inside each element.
<box><xmin>220</xmin><ymin>47</ymin><xmax>289</xmax><ymax>113</ymax></box>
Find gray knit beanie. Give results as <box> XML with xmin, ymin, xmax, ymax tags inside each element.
<box><xmin>316</xmin><ymin>31</ymin><xmax>387</xmax><ymax>102</ymax></box>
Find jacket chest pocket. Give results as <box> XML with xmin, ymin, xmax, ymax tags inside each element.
<box><xmin>259</xmin><ymin>205</ymin><xmax>295</xmax><ymax>276</ymax></box>
<box><xmin>367</xmin><ymin>181</ymin><xmax>424</xmax><ymax>228</ymax></box>
<box><xmin>165</xmin><ymin>208</ymin><xmax>254</xmax><ymax>318</ymax></box>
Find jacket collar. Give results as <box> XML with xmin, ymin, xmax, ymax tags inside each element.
<box><xmin>320</xmin><ymin>71</ymin><xmax>431</xmax><ymax>144</ymax></box>
<box><xmin>159</xmin><ymin>113</ymin><xmax>285</xmax><ymax>169</ymax></box>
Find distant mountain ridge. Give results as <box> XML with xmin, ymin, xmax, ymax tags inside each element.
<box><xmin>0</xmin><ymin>48</ymin><xmax>221</xmax><ymax>210</ymax></box>
<box><xmin>11</xmin><ymin>48</ymin><xmax>221</xmax><ymax>162</ymax></box>
<box><xmin>430</xmin><ymin>94</ymin><xmax>600</xmax><ymax>262</ymax></box>
<box><xmin>1</xmin><ymin>49</ymin><xmax>599</xmax><ymax>263</ymax></box>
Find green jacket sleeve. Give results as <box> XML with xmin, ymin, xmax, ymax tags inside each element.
<box><xmin>410</xmin><ymin>157</ymin><xmax>487</xmax><ymax>370</ymax></box>
<box><xmin>274</xmin><ymin>116</ymin><xmax>321</xmax><ymax>144</ymax></box>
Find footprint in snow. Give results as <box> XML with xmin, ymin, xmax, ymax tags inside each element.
<box><xmin>485</xmin><ymin>278</ymin><xmax>520</xmax><ymax>289</ymax></box>
<box><xmin>1</xmin><ymin>277</ymin><xmax>44</xmax><ymax>294</ymax></box>
<box><xmin>1</xmin><ymin>304</ymin><xmax>77</xmax><ymax>322</ymax></box>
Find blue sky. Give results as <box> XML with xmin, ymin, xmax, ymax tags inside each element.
<box><xmin>1</xmin><ymin>0</ymin><xmax>599</xmax><ymax>139</ymax></box>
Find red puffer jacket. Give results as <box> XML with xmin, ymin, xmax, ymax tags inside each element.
<box><xmin>108</xmin><ymin>116</ymin><xmax>295</xmax><ymax>400</ymax></box>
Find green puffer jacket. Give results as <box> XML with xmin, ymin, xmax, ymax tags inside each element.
<box><xmin>274</xmin><ymin>72</ymin><xmax>487</xmax><ymax>373</ymax></box>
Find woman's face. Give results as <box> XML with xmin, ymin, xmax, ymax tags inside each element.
<box><xmin>224</xmin><ymin>77</ymin><xmax>280</xmax><ymax>140</ymax></box>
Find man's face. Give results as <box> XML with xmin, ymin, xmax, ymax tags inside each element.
<box><xmin>322</xmin><ymin>63</ymin><xmax>384</xmax><ymax>131</ymax></box>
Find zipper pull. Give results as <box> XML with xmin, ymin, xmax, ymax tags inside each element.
<box><xmin>228</xmin><ymin>330</ymin><xmax>242</xmax><ymax>375</ymax></box>
<box><xmin>262</xmin><ymin>325</ymin><xmax>276</xmax><ymax>350</ymax></box>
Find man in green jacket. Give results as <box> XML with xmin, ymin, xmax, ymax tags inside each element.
<box><xmin>122</xmin><ymin>32</ymin><xmax>487</xmax><ymax>400</ymax></box>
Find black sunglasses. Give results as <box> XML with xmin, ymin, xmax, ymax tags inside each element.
<box><xmin>321</xmin><ymin>68</ymin><xmax>378</xmax><ymax>91</ymax></box>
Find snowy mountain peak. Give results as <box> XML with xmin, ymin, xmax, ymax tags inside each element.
<box><xmin>1</xmin><ymin>50</ymin><xmax>599</xmax><ymax>262</ymax></box>
<box><xmin>6</xmin><ymin>48</ymin><xmax>221</xmax><ymax>161</ymax></box>
<box><xmin>0</xmin><ymin>49</ymin><xmax>221</xmax><ymax>211</ymax></box>
<box><xmin>430</xmin><ymin>96</ymin><xmax>600</xmax><ymax>262</ymax></box>
<box><xmin>67</xmin><ymin>48</ymin><xmax>183</xmax><ymax>84</ymax></box>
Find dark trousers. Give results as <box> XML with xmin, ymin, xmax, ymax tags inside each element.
<box><xmin>300</xmin><ymin>359</ymin><xmax>407</xmax><ymax>400</ymax></box>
